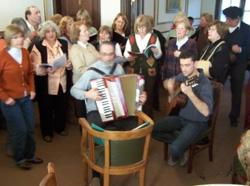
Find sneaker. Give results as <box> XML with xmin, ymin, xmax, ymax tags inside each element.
<box><xmin>17</xmin><ymin>161</ymin><xmax>32</xmax><ymax>170</ymax></box>
<box><xmin>43</xmin><ymin>136</ymin><xmax>52</xmax><ymax>143</ymax></box>
<box><xmin>179</xmin><ymin>151</ymin><xmax>189</xmax><ymax>166</ymax></box>
<box><xmin>89</xmin><ymin>177</ymin><xmax>101</xmax><ymax>186</ymax></box>
<box><xmin>27</xmin><ymin>157</ymin><xmax>43</xmax><ymax>164</ymax></box>
<box><xmin>167</xmin><ymin>155</ymin><xmax>178</xmax><ymax>166</ymax></box>
<box><xmin>58</xmin><ymin>130</ymin><xmax>68</xmax><ymax>136</ymax></box>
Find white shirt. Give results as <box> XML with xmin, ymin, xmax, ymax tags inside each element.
<box><xmin>229</xmin><ymin>21</ymin><xmax>241</xmax><ymax>33</ymax></box>
<box><xmin>8</xmin><ymin>47</ymin><xmax>22</xmax><ymax>64</ymax></box>
<box><xmin>176</xmin><ymin>36</ymin><xmax>189</xmax><ymax>50</ymax></box>
<box><xmin>77</xmin><ymin>41</ymin><xmax>88</xmax><ymax>48</ymax></box>
<box><xmin>124</xmin><ymin>32</ymin><xmax>162</xmax><ymax>59</ymax></box>
<box><xmin>25</xmin><ymin>20</ymin><xmax>35</xmax><ymax>32</ymax></box>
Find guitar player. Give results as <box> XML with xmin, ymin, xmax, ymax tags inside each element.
<box><xmin>152</xmin><ymin>50</ymin><xmax>213</xmax><ymax>166</ymax></box>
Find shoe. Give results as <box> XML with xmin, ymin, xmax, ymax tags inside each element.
<box><xmin>17</xmin><ymin>161</ymin><xmax>31</xmax><ymax>170</ymax></box>
<box><xmin>58</xmin><ymin>130</ymin><xmax>68</xmax><ymax>136</ymax></box>
<box><xmin>89</xmin><ymin>177</ymin><xmax>101</xmax><ymax>186</ymax></box>
<box><xmin>179</xmin><ymin>151</ymin><xmax>189</xmax><ymax>166</ymax></box>
<box><xmin>167</xmin><ymin>155</ymin><xmax>178</xmax><ymax>166</ymax></box>
<box><xmin>27</xmin><ymin>157</ymin><xmax>43</xmax><ymax>164</ymax></box>
<box><xmin>43</xmin><ymin>136</ymin><xmax>52</xmax><ymax>143</ymax></box>
<box><xmin>230</xmin><ymin>120</ymin><xmax>238</xmax><ymax>127</ymax></box>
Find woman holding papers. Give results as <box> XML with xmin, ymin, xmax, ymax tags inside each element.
<box><xmin>30</xmin><ymin>20</ymin><xmax>71</xmax><ymax>143</ymax></box>
<box><xmin>124</xmin><ymin>15</ymin><xmax>162</xmax><ymax>118</ymax></box>
<box><xmin>69</xmin><ymin>22</ymin><xmax>99</xmax><ymax>118</ymax></box>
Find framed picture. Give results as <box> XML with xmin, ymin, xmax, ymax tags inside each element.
<box><xmin>166</xmin><ymin>0</ymin><xmax>181</xmax><ymax>12</ymax></box>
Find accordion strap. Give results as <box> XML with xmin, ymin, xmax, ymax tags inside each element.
<box><xmin>88</xmin><ymin>63</ymin><xmax>117</xmax><ymax>75</ymax></box>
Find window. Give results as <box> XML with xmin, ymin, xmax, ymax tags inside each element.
<box><xmin>243</xmin><ymin>0</ymin><xmax>250</xmax><ymax>24</ymax></box>
<box><xmin>219</xmin><ymin>0</ymin><xmax>240</xmax><ymax>21</ymax></box>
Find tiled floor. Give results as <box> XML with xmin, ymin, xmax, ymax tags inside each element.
<box><xmin>0</xmin><ymin>78</ymin><xmax>246</xmax><ymax>186</ymax></box>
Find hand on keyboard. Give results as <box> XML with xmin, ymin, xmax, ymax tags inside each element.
<box><xmin>85</xmin><ymin>88</ymin><xmax>102</xmax><ymax>101</ymax></box>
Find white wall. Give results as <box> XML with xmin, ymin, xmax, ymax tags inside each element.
<box><xmin>100</xmin><ymin>0</ymin><xmax>121</xmax><ymax>26</ymax></box>
<box><xmin>201</xmin><ymin>0</ymin><xmax>216</xmax><ymax>16</ymax></box>
<box><xmin>0</xmin><ymin>0</ymin><xmax>46</xmax><ymax>31</ymax></box>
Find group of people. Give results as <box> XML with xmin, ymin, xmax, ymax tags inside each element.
<box><xmin>0</xmin><ymin>4</ymin><xmax>250</xmax><ymax>185</ymax></box>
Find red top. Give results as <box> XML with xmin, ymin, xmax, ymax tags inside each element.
<box><xmin>0</xmin><ymin>48</ymin><xmax>35</xmax><ymax>101</ymax></box>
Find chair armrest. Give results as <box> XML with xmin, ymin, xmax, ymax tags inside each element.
<box><xmin>135</xmin><ymin>111</ymin><xmax>154</xmax><ymax>125</ymax></box>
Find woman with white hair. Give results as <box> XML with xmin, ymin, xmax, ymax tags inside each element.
<box><xmin>30</xmin><ymin>20</ymin><xmax>71</xmax><ymax>143</ymax></box>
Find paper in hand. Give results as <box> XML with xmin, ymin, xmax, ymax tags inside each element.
<box><xmin>39</xmin><ymin>54</ymin><xmax>67</xmax><ymax>69</ymax></box>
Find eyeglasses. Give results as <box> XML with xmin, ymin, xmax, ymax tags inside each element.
<box><xmin>100</xmin><ymin>52</ymin><xmax>115</xmax><ymax>56</ymax></box>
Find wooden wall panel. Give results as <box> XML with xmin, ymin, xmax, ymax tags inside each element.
<box><xmin>54</xmin><ymin>0</ymin><xmax>100</xmax><ymax>28</ymax></box>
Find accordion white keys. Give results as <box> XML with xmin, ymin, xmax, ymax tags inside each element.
<box><xmin>90</xmin><ymin>74</ymin><xmax>144</xmax><ymax>122</ymax></box>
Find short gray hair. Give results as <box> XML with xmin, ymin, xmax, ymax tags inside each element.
<box><xmin>38</xmin><ymin>20</ymin><xmax>61</xmax><ymax>39</ymax></box>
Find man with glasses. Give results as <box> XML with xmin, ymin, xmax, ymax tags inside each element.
<box><xmin>223</xmin><ymin>6</ymin><xmax>250</xmax><ymax>127</ymax></box>
<box><xmin>70</xmin><ymin>41</ymin><xmax>146</xmax><ymax>186</ymax></box>
<box><xmin>71</xmin><ymin>41</ymin><xmax>146</xmax><ymax>130</ymax></box>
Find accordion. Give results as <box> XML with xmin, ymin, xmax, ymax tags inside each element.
<box><xmin>90</xmin><ymin>74</ymin><xmax>144</xmax><ymax>122</ymax></box>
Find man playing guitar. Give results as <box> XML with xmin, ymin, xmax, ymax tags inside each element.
<box><xmin>152</xmin><ymin>50</ymin><xmax>213</xmax><ymax>166</ymax></box>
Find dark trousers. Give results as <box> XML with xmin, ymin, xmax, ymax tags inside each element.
<box><xmin>74</xmin><ymin>98</ymin><xmax>87</xmax><ymax>118</ymax></box>
<box><xmin>143</xmin><ymin>75</ymin><xmax>157</xmax><ymax>119</ymax></box>
<box><xmin>228</xmin><ymin>63</ymin><xmax>247</xmax><ymax>122</ymax></box>
<box><xmin>87</xmin><ymin>111</ymin><xmax>137</xmax><ymax>131</ymax></box>
<box><xmin>37</xmin><ymin>86</ymin><xmax>67</xmax><ymax>137</ymax></box>
<box><xmin>152</xmin><ymin>116</ymin><xmax>208</xmax><ymax>161</ymax></box>
<box><xmin>0</xmin><ymin>107</ymin><xmax>6</xmax><ymax>129</ymax></box>
<box><xmin>0</xmin><ymin>97</ymin><xmax>36</xmax><ymax>164</ymax></box>
<box><xmin>245</xmin><ymin>75</ymin><xmax>250</xmax><ymax>129</ymax></box>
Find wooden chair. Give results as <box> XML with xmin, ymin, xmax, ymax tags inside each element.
<box><xmin>164</xmin><ymin>81</ymin><xmax>223</xmax><ymax>173</ymax></box>
<box><xmin>39</xmin><ymin>162</ymin><xmax>57</xmax><ymax>186</ymax></box>
<box><xmin>79</xmin><ymin>111</ymin><xmax>154</xmax><ymax>186</ymax></box>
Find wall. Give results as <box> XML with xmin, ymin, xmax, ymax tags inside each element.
<box><xmin>143</xmin><ymin>0</ymin><xmax>216</xmax><ymax>36</ymax></box>
<box><xmin>144</xmin><ymin>0</ymin><xmax>187</xmax><ymax>35</ymax></box>
<box><xmin>0</xmin><ymin>0</ymin><xmax>46</xmax><ymax>31</ymax></box>
<box><xmin>201</xmin><ymin>0</ymin><xmax>216</xmax><ymax>16</ymax></box>
<box><xmin>100</xmin><ymin>0</ymin><xmax>121</xmax><ymax>26</ymax></box>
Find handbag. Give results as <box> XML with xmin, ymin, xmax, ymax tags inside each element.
<box><xmin>196</xmin><ymin>41</ymin><xmax>225</xmax><ymax>78</ymax></box>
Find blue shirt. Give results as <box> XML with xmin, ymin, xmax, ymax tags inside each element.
<box><xmin>175</xmin><ymin>70</ymin><xmax>213</xmax><ymax>122</ymax></box>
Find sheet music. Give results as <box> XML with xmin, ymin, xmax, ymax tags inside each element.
<box><xmin>39</xmin><ymin>54</ymin><xmax>67</xmax><ymax>69</ymax></box>
<box><xmin>52</xmin><ymin>54</ymin><xmax>67</xmax><ymax>69</ymax></box>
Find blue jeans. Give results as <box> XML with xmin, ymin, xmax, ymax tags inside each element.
<box><xmin>0</xmin><ymin>96</ymin><xmax>36</xmax><ymax>164</ymax></box>
<box><xmin>152</xmin><ymin>116</ymin><xmax>208</xmax><ymax>161</ymax></box>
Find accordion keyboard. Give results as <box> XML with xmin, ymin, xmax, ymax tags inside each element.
<box><xmin>91</xmin><ymin>79</ymin><xmax>114</xmax><ymax>122</ymax></box>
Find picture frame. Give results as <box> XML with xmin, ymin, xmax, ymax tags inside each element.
<box><xmin>166</xmin><ymin>0</ymin><xmax>181</xmax><ymax>13</ymax></box>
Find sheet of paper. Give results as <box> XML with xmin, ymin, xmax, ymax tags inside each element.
<box><xmin>52</xmin><ymin>54</ymin><xmax>67</xmax><ymax>69</ymax></box>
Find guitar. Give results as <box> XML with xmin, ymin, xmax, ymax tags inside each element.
<box><xmin>166</xmin><ymin>75</ymin><xmax>199</xmax><ymax>115</ymax></box>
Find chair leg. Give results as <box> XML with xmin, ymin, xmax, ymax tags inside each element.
<box><xmin>187</xmin><ymin>148</ymin><xmax>194</xmax><ymax>173</ymax></box>
<box><xmin>139</xmin><ymin>168</ymin><xmax>146</xmax><ymax>186</ymax></box>
<box><xmin>164</xmin><ymin>143</ymin><xmax>168</xmax><ymax>161</ymax></box>
<box><xmin>82</xmin><ymin>160</ymin><xmax>88</xmax><ymax>186</ymax></box>
<box><xmin>209</xmin><ymin>144</ymin><xmax>213</xmax><ymax>161</ymax></box>
<box><xmin>103</xmin><ymin>173</ymin><xmax>109</xmax><ymax>186</ymax></box>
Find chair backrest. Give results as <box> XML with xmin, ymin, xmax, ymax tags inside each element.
<box><xmin>208</xmin><ymin>81</ymin><xmax>223</xmax><ymax>140</ymax></box>
<box><xmin>79</xmin><ymin>111</ymin><xmax>154</xmax><ymax>175</ymax></box>
<box><xmin>39</xmin><ymin>162</ymin><xmax>57</xmax><ymax>186</ymax></box>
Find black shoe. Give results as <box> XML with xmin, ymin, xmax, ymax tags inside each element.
<box><xmin>230</xmin><ymin>120</ymin><xmax>238</xmax><ymax>127</ymax></box>
<box><xmin>27</xmin><ymin>157</ymin><xmax>43</xmax><ymax>164</ymax></box>
<box><xmin>17</xmin><ymin>161</ymin><xmax>32</xmax><ymax>170</ymax></box>
<box><xmin>43</xmin><ymin>136</ymin><xmax>52</xmax><ymax>143</ymax></box>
